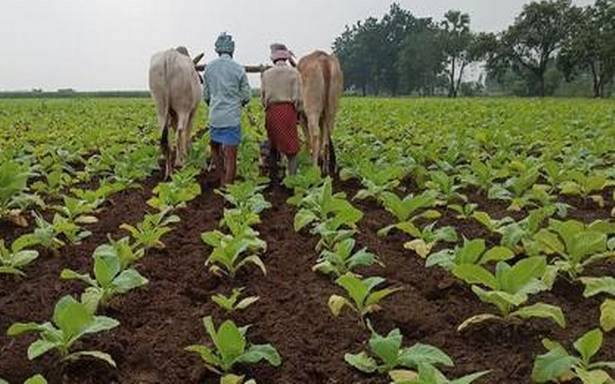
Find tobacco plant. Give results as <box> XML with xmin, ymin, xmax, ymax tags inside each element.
<box><xmin>0</xmin><ymin>235</ymin><xmax>39</xmax><ymax>276</ymax></box>
<box><xmin>329</xmin><ymin>273</ymin><xmax>402</xmax><ymax>326</ymax></box>
<box><xmin>402</xmin><ymin>222</ymin><xmax>458</xmax><ymax>258</ymax></box>
<box><xmin>378</xmin><ymin>191</ymin><xmax>439</xmax><ymax>237</ymax></box>
<box><xmin>7</xmin><ymin>295</ymin><xmax>119</xmax><ymax>366</ymax></box>
<box><xmin>532</xmin><ymin>329</ymin><xmax>615</xmax><ymax>383</ymax></box>
<box><xmin>580</xmin><ymin>276</ymin><xmax>615</xmax><ymax>332</ymax></box>
<box><xmin>60</xmin><ymin>247</ymin><xmax>148</xmax><ymax>312</ymax></box>
<box><xmin>185</xmin><ymin>316</ymin><xmax>281</xmax><ymax>377</ymax></box>
<box><xmin>426</xmin><ymin>238</ymin><xmax>514</xmax><ymax>270</ymax></box>
<box><xmin>345</xmin><ymin>322</ymin><xmax>489</xmax><ymax>383</ymax></box>
<box><xmin>313</xmin><ymin>238</ymin><xmax>382</xmax><ymax>277</ymax></box>
<box><xmin>0</xmin><ymin>160</ymin><xmax>41</xmax><ymax>227</ymax></box>
<box><xmin>534</xmin><ymin>219</ymin><xmax>615</xmax><ymax>280</ymax></box>
<box><xmin>211</xmin><ymin>288</ymin><xmax>260</xmax><ymax>313</ymax></box>
<box><xmin>453</xmin><ymin>256</ymin><xmax>566</xmax><ymax>331</ymax></box>
<box><xmin>120</xmin><ymin>208</ymin><xmax>180</xmax><ymax>251</ymax></box>
<box><xmin>201</xmin><ymin>231</ymin><xmax>267</xmax><ymax>278</ymax></box>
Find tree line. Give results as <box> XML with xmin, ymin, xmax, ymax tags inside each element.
<box><xmin>332</xmin><ymin>0</ymin><xmax>615</xmax><ymax>97</ymax></box>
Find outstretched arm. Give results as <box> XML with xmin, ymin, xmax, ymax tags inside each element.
<box><xmin>239</xmin><ymin>71</ymin><xmax>251</xmax><ymax>106</ymax></box>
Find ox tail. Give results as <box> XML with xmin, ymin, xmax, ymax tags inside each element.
<box><xmin>159</xmin><ymin>56</ymin><xmax>173</xmax><ymax>175</ymax></box>
<box><xmin>321</xmin><ymin>56</ymin><xmax>337</xmax><ymax>174</ymax></box>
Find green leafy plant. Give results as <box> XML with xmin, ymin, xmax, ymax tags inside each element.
<box><xmin>471</xmin><ymin>211</ymin><xmax>514</xmax><ymax>235</ymax></box>
<box><xmin>0</xmin><ymin>160</ymin><xmax>40</xmax><ymax>227</ymax></box>
<box><xmin>402</xmin><ymin>222</ymin><xmax>458</xmax><ymax>258</ymax></box>
<box><xmin>0</xmin><ymin>235</ymin><xmax>39</xmax><ymax>276</ymax></box>
<box><xmin>426</xmin><ymin>238</ymin><xmax>514</xmax><ymax>270</ymax></box>
<box><xmin>216</xmin><ymin>180</ymin><xmax>271</xmax><ymax>214</ymax></box>
<box><xmin>283</xmin><ymin>166</ymin><xmax>323</xmax><ymax>206</ymax></box>
<box><xmin>534</xmin><ymin>219</ymin><xmax>615</xmax><ymax>280</ymax></box>
<box><xmin>342</xmin><ymin>161</ymin><xmax>406</xmax><ymax>201</ymax></box>
<box><xmin>120</xmin><ymin>208</ymin><xmax>180</xmax><ymax>251</ymax></box>
<box><xmin>31</xmin><ymin>169</ymin><xmax>72</xmax><ymax>199</ymax></box>
<box><xmin>313</xmin><ymin>238</ymin><xmax>382</xmax><ymax>277</ymax></box>
<box><xmin>185</xmin><ymin>316</ymin><xmax>281</xmax><ymax>377</ymax></box>
<box><xmin>580</xmin><ymin>276</ymin><xmax>615</xmax><ymax>332</ymax></box>
<box><xmin>0</xmin><ymin>374</ymin><xmax>48</xmax><ymax>384</ymax></box>
<box><xmin>425</xmin><ymin>171</ymin><xmax>466</xmax><ymax>204</ymax></box>
<box><xmin>345</xmin><ymin>321</ymin><xmax>489</xmax><ymax>383</ymax></box>
<box><xmin>201</xmin><ymin>232</ymin><xmax>266</xmax><ymax>278</ymax></box>
<box><xmin>378</xmin><ymin>191</ymin><xmax>439</xmax><ymax>237</ymax></box>
<box><xmin>328</xmin><ymin>273</ymin><xmax>402</xmax><ymax>326</ymax></box>
<box><xmin>211</xmin><ymin>288</ymin><xmax>260</xmax><ymax>313</ymax></box>
<box><xmin>532</xmin><ymin>329</ymin><xmax>615</xmax><ymax>383</ymax></box>
<box><xmin>147</xmin><ymin>167</ymin><xmax>201</xmax><ymax>210</ymax></box>
<box><xmin>94</xmin><ymin>236</ymin><xmax>145</xmax><ymax>270</ymax></box>
<box><xmin>7</xmin><ymin>295</ymin><xmax>119</xmax><ymax>366</ymax></box>
<box><xmin>560</xmin><ymin>170</ymin><xmax>610</xmax><ymax>204</ymax></box>
<box><xmin>60</xmin><ymin>246</ymin><xmax>148</xmax><ymax>312</ymax></box>
<box><xmin>30</xmin><ymin>212</ymin><xmax>65</xmax><ymax>252</ymax></box>
<box><xmin>448</xmin><ymin>203</ymin><xmax>478</xmax><ymax>220</ymax></box>
<box><xmin>53</xmin><ymin>196</ymin><xmax>99</xmax><ymax>224</ymax></box>
<box><xmin>453</xmin><ymin>256</ymin><xmax>566</xmax><ymax>331</ymax></box>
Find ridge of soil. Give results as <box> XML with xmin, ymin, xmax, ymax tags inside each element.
<box><xmin>0</xmin><ymin>175</ymin><xmax>613</xmax><ymax>383</ymax></box>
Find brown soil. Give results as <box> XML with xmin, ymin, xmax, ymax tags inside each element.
<box><xmin>1</xmin><ymin>175</ymin><xmax>613</xmax><ymax>384</ymax></box>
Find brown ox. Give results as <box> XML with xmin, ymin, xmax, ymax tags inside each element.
<box><xmin>148</xmin><ymin>47</ymin><xmax>203</xmax><ymax>179</ymax></box>
<box><xmin>297</xmin><ymin>51</ymin><xmax>343</xmax><ymax>174</ymax></box>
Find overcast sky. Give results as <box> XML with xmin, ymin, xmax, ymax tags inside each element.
<box><xmin>0</xmin><ymin>0</ymin><xmax>594</xmax><ymax>91</ymax></box>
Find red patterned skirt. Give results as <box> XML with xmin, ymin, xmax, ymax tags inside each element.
<box><xmin>265</xmin><ymin>102</ymin><xmax>299</xmax><ymax>155</ymax></box>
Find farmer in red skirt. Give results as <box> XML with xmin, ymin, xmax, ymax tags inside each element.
<box><xmin>261</xmin><ymin>43</ymin><xmax>303</xmax><ymax>180</ymax></box>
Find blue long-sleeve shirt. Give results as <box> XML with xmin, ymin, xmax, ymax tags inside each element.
<box><xmin>203</xmin><ymin>54</ymin><xmax>251</xmax><ymax>128</ymax></box>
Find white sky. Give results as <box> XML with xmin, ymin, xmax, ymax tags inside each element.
<box><xmin>0</xmin><ymin>0</ymin><xmax>593</xmax><ymax>91</ymax></box>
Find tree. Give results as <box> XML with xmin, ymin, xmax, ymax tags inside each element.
<box><xmin>488</xmin><ymin>0</ymin><xmax>576</xmax><ymax>96</ymax></box>
<box><xmin>440</xmin><ymin>10</ymin><xmax>474</xmax><ymax>97</ymax></box>
<box><xmin>558</xmin><ymin>0</ymin><xmax>615</xmax><ymax>97</ymax></box>
<box><xmin>398</xmin><ymin>26</ymin><xmax>446</xmax><ymax>95</ymax></box>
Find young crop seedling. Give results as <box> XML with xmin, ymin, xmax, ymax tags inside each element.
<box><xmin>532</xmin><ymin>329</ymin><xmax>615</xmax><ymax>383</ymax></box>
<box><xmin>534</xmin><ymin>219</ymin><xmax>615</xmax><ymax>280</ymax></box>
<box><xmin>471</xmin><ymin>211</ymin><xmax>515</xmax><ymax>235</ymax></box>
<box><xmin>147</xmin><ymin>167</ymin><xmax>201</xmax><ymax>210</ymax></box>
<box><xmin>53</xmin><ymin>196</ymin><xmax>99</xmax><ymax>224</ymax></box>
<box><xmin>49</xmin><ymin>213</ymin><xmax>92</xmax><ymax>245</ymax></box>
<box><xmin>448</xmin><ymin>202</ymin><xmax>478</xmax><ymax>220</ymax></box>
<box><xmin>7</xmin><ymin>295</ymin><xmax>119</xmax><ymax>366</ymax></box>
<box><xmin>211</xmin><ymin>288</ymin><xmax>260</xmax><ymax>314</ymax></box>
<box><xmin>426</xmin><ymin>238</ymin><xmax>514</xmax><ymax>270</ymax></box>
<box><xmin>329</xmin><ymin>273</ymin><xmax>402</xmax><ymax>326</ymax></box>
<box><xmin>60</xmin><ymin>246</ymin><xmax>148</xmax><ymax>312</ymax></box>
<box><xmin>378</xmin><ymin>191</ymin><xmax>439</xmax><ymax>237</ymax></box>
<box><xmin>460</xmin><ymin>158</ymin><xmax>501</xmax><ymax>193</ymax></box>
<box><xmin>202</xmin><ymin>231</ymin><xmax>267</xmax><ymax>278</ymax></box>
<box><xmin>0</xmin><ymin>235</ymin><xmax>39</xmax><ymax>276</ymax></box>
<box><xmin>580</xmin><ymin>276</ymin><xmax>615</xmax><ymax>332</ymax></box>
<box><xmin>340</xmin><ymin>161</ymin><xmax>406</xmax><ymax>201</ymax></box>
<box><xmin>453</xmin><ymin>256</ymin><xmax>566</xmax><ymax>331</ymax></box>
<box><xmin>345</xmin><ymin>321</ymin><xmax>489</xmax><ymax>383</ymax></box>
<box><xmin>488</xmin><ymin>166</ymin><xmax>540</xmax><ymax>211</ymax></box>
<box><xmin>215</xmin><ymin>180</ymin><xmax>271</xmax><ymax>214</ymax></box>
<box><xmin>0</xmin><ymin>374</ymin><xmax>48</xmax><ymax>384</ymax></box>
<box><xmin>425</xmin><ymin>171</ymin><xmax>467</xmax><ymax>205</ymax></box>
<box><xmin>560</xmin><ymin>170</ymin><xmax>610</xmax><ymax>206</ymax></box>
<box><xmin>120</xmin><ymin>208</ymin><xmax>180</xmax><ymax>252</ymax></box>
<box><xmin>95</xmin><ymin>236</ymin><xmax>145</xmax><ymax>270</ymax></box>
<box><xmin>498</xmin><ymin>208</ymin><xmax>552</xmax><ymax>256</ymax></box>
<box><xmin>0</xmin><ymin>159</ymin><xmax>41</xmax><ymax>227</ymax></box>
<box><xmin>313</xmin><ymin>238</ymin><xmax>382</xmax><ymax>277</ymax></box>
<box><xmin>294</xmin><ymin>177</ymin><xmax>363</xmax><ymax>233</ymax></box>
<box><xmin>31</xmin><ymin>169</ymin><xmax>72</xmax><ymax>199</ymax></box>
<box><xmin>185</xmin><ymin>316</ymin><xmax>281</xmax><ymax>378</ymax></box>
<box><xmin>283</xmin><ymin>166</ymin><xmax>323</xmax><ymax>206</ymax></box>
<box><xmin>402</xmin><ymin>222</ymin><xmax>458</xmax><ymax>258</ymax></box>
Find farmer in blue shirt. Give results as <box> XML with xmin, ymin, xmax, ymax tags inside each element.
<box><xmin>203</xmin><ymin>33</ymin><xmax>251</xmax><ymax>186</ymax></box>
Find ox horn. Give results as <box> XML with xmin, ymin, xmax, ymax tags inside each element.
<box><xmin>193</xmin><ymin>52</ymin><xmax>205</xmax><ymax>65</ymax></box>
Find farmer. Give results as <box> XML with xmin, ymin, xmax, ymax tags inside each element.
<box><xmin>203</xmin><ymin>32</ymin><xmax>251</xmax><ymax>186</ymax></box>
<box><xmin>261</xmin><ymin>43</ymin><xmax>303</xmax><ymax>181</ymax></box>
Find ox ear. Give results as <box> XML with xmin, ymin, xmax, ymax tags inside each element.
<box><xmin>193</xmin><ymin>53</ymin><xmax>205</xmax><ymax>65</ymax></box>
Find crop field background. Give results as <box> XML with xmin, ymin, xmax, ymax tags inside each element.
<box><xmin>0</xmin><ymin>97</ymin><xmax>614</xmax><ymax>383</ymax></box>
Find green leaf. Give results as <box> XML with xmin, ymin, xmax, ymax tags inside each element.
<box><xmin>112</xmin><ymin>269</ymin><xmax>148</xmax><ymax>293</ymax></box>
<box><xmin>449</xmin><ymin>371</ymin><xmax>491</xmax><ymax>384</ymax></box>
<box><xmin>6</xmin><ymin>322</ymin><xmax>45</xmax><ymax>336</ymax></box>
<box><xmin>365</xmin><ymin>287</ymin><xmax>403</xmax><ymax>309</ymax></box>
<box><xmin>94</xmin><ymin>252</ymin><xmax>121</xmax><ymax>288</ymax></box>
<box><xmin>502</xmin><ymin>256</ymin><xmax>546</xmax><ymax>294</ymax></box>
<box><xmin>600</xmin><ymin>299</ymin><xmax>615</xmax><ymax>332</ymax></box>
<box><xmin>294</xmin><ymin>209</ymin><xmax>318</xmax><ymax>232</ymax></box>
<box><xmin>457</xmin><ymin>314</ymin><xmax>502</xmax><ymax>332</ymax></box>
<box><xmin>344</xmin><ymin>351</ymin><xmax>378</xmax><ymax>373</ymax></box>
<box><xmin>64</xmin><ymin>350</ymin><xmax>117</xmax><ymax>367</ymax></box>
<box><xmin>456</xmin><ymin>239</ymin><xmax>486</xmax><ymax>265</ymax></box>
<box><xmin>569</xmin><ymin>232</ymin><xmax>607</xmax><ymax>261</ymax></box>
<box><xmin>580</xmin><ymin>277</ymin><xmax>615</xmax><ymax>298</ymax></box>
<box><xmin>239</xmin><ymin>344</ymin><xmax>281</xmax><ymax>366</ymax></box>
<box><xmin>83</xmin><ymin>315</ymin><xmax>119</xmax><ymax>335</ymax></box>
<box><xmin>185</xmin><ymin>344</ymin><xmax>222</xmax><ymax>372</ymax></box>
<box><xmin>398</xmin><ymin>343</ymin><xmax>454</xmax><ymax>368</ymax></box>
<box><xmin>24</xmin><ymin>374</ymin><xmax>48</xmax><ymax>384</ymax></box>
<box><xmin>238</xmin><ymin>255</ymin><xmax>267</xmax><ymax>276</ymax></box>
<box><xmin>531</xmin><ymin>345</ymin><xmax>578</xmax><ymax>383</ymax></box>
<box><xmin>480</xmin><ymin>246</ymin><xmax>515</xmax><ymax>264</ymax></box>
<box><xmin>534</xmin><ymin>230</ymin><xmax>565</xmax><ymax>255</ymax></box>
<box><xmin>512</xmin><ymin>303</ymin><xmax>566</xmax><ymax>328</ymax></box>
<box><xmin>28</xmin><ymin>339</ymin><xmax>60</xmax><ymax>360</ymax></box>
<box><xmin>328</xmin><ymin>295</ymin><xmax>354</xmax><ymax>317</ymax></box>
<box><xmin>574</xmin><ymin>329</ymin><xmax>603</xmax><ymax>364</ymax></box>
<box><xmin>52</xmin><ymin>296</ymin><xmax>93</xmax><ymax>339</ymax></box>
<box><xmin>217</xmin><ymin>320</ymin><xmax>246</xmax><ymax>368</ymax></box>
<box><xmin>369</xmin><ymin>328</ymin><xmax>402</xmax><ymax>369</ymax></box>
<box><xmin>452</xmin><ymin>264</ymin><xmax>497</xmax><ymax>290</ymax></box>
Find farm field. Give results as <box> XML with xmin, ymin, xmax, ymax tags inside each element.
<box><xmin>0</xmin><ymin>97</ymin><xmax>614</xmax><ymax>384</ymax></box>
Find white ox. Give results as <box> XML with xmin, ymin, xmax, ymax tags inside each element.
<box><xmin>148</xmin><ymin>47</ymin><xmax>203</xmax><ymax>178</ymax></box>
